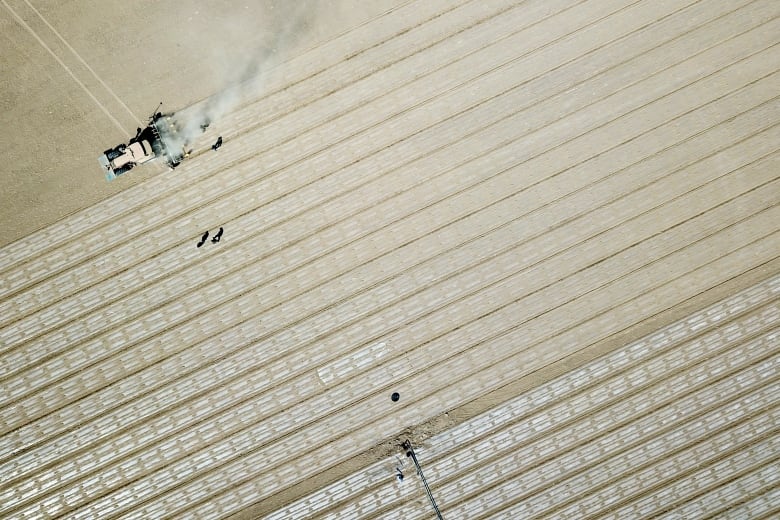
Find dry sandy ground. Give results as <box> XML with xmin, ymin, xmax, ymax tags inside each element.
<box><xmin>0</xmin><ymin>0</ymin><xmax>778</xmax><ymax>518</ymax></box>
<box><xmin>0</xmin><ymin>0</ymin><xmax>403</xmax><ymax>247</ymax></box>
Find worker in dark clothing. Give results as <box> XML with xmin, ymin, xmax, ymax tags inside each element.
<box><xmin>196</xmin><ymin>231</ymin><xmax>209</xmax><ymax>248</ymax></box>
<box><xmin>212</xmin><ymin>136</ymin><xmax>223</xmax><ymax>151</ymax></box>
<box><xmin>211</xmin><ymin>227</ymin><xmax>224</xmax><ymax>243</ymax></box>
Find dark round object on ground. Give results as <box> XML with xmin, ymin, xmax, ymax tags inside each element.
<box><xmin>391</xmin><ymin>392</ymin><xmax>400</xmax><ymax>402</ymax></box>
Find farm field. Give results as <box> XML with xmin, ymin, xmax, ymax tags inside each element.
<box><xmin>1</xmin><ymin>0</ymin><xmax>778</xmax><ymax>518</ymax></box>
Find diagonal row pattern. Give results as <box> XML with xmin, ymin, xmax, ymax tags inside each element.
<box><xmin>266</xmin><ymin>276</ymin><xmax>779</xmax><ymax>519</ymax></box>
<box><xmin>0</xmin><ymin>0</ymin><xmax>778</xmax><ymax>518</ymax></box>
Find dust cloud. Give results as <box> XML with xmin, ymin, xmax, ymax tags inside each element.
<box><xmin>159</xmin><ymin>1</ymin><xmax>320</xmax><ymax>154</ymax></box>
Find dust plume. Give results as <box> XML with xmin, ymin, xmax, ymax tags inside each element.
<box><xmin>158</xmin><ymin>1</ymin><xmax>318</xmax><ymax>155</ymax></box>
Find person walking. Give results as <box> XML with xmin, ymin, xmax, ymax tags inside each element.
<box><xmin>196</xmin><ymin>231</ymin><xmax>209</xmax><ymax>248</ymax></box>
